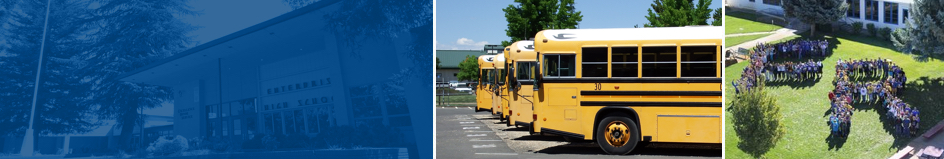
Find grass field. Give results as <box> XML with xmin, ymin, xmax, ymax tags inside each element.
<box><xmin>724</xmin><ymin>33</ymin><xmax>944</xmax><ymax>158</ymax></box>
<box><xmin>436</xmin><ymin>95</ymin><xmax>476</xmax><ymax>106</ymax></box>
<box><xmin>725</xmin><ymin>11</ymin><xmax>783</xmax><ymax>35</ymax></box>
<box><xmin>725</xmin><ymin>33</ymin><xmax>773</xmax><ymax>48</ymax></box>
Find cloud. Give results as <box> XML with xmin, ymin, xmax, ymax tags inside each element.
<box><xmin>456</xmin><ymin>38</ymin><xmax>488</xmax><ymax>46</ymax></box>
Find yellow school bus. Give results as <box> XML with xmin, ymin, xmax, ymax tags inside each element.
<box><xmin>504</xmin><ymin>41</ymin><xmax>537</xmax><ymax>127</ymax></box>
<box><xmin>492</xmin><ymin>53</ymin><xmax>507</xmax><ymax>118</ymax></box>
<box><xmin>475</xmin><ymin>55</ymin><xmax>496</xmax><ymax>112</ymax></box>
<box><xmin>531</xmin><ymin>26</ymin><xmax>722</xmax><ymax>155</ymax></box>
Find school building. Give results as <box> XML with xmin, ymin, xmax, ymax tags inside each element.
<box><xmin>116</xmin><ymin>0</ymin><xmax>427</xmax><ymax>157</ymax></box>
<box><xmin>726</xmin><ymin>0</ymin><xmax>913</xmax><ymax>29</ymax></box>
<box><xmin>435</xmin><ymin>45</ymin><xmax>502</xmax><ymax>83</ymax></box>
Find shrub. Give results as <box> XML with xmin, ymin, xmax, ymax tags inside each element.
<box><xmin>730</xmin><ymin>85</ymin><xmax>785</xmax><ymax>157</ymax></box>
<box><xmin>146</xmin><ymin>135</ymin><xmax>189</xmax><ymax>156</ymax></box>
<box><xmin>866</xmin><ymin>23</ymin><xmax>877</xmax><ymax>37</ymax></box>
<box><xmin>282</xmin><ymin>133</ymin><xmax>313</xmax><ymax>149</ymax></box>
<box><xmin>317</xmin><ymin>124</ymin><xmax>407</xmax><ymax>149</ymax></box>
<box><xmin>879</xmin><ymin>27</ymin><xmax>893</xmax><ymax>40</ymax></box>
<box><xmin>242</xmin><ymin>134</ymin><xmax>265</xmax><ymax>150</ymax></box>
<box><xmin>851</xmin><ymin>22</ymin><xmax>864</xmax><ymax>35</ymax></box>
<box><xmin>262</xmin><ymin>134</ymin><xmax>280</xmax><ymax>150</ymax></box>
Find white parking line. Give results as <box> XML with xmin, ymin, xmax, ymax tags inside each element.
<box><xmin>466</xmin><ymin>134</ymin><xmax>487</xmax><ymax>137</ymax></box>
<box><xmin>474</xmin><ymin>153</ymin><xmax>518</xmax><ymax>155</ymax></box>
<box><xmin>472</xmin><ymin>144</ymin><xmax>497</xmax><ymax>148</ymax></box>
<box><xmin>464</xmin><ymin>130</ymin><xmax>493</xmax><ymax>133</ymax></box>
<box><xmin>469</xmin><ymin>139</ymin><xmax>502</xmax><ymax>142</ymax></box>
<box><xmin>462</xmin><ymin>126</ymin><xmax>480</xmax><ymax>129</ymax></box>
<box><xmin>459</xmin><ymin>121</ymin><xmax>474</xmax><ymax>124</ymax></box>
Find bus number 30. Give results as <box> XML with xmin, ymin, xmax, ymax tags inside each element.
<box><xmin>594</xmin><ymin>83</ymin><xmax>602</xmax><ymax>90</ymax></box>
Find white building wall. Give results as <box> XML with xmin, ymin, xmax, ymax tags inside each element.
<box><xmin>725</xmin><ymin>0</ymin><xmax>912</xmax><ymax>30</ymax></box>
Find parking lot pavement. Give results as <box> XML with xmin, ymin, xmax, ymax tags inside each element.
<box><xmin>437</xmin><ymin>107</ymin><xmax>519</xmax><ymax>159</ymax></box>
<box><xmin>437</xmin><ymin>107</ymin><xmax>722</xmax><ymax>159</ymax></box>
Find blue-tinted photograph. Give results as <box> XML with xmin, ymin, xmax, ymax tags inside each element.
<box><xmin>0</xmin><ymin>0</ymin><xmax>431</xmax><ymax>158</ymax></box>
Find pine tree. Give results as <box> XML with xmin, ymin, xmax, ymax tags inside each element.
<box><xmin>712</xmin><ymin>7</ymin><xmax>722</xmax><ymax>26</ymax></box>
<box><xmin>0</xmin><ymin>0</ymin><xmax>98</xmax><ymax>139</ymax></box>
<box><xmin>891</xmin><ymin>0</ymin><xmax>944</xmax><ymax>56</ymax></box>
<box><xmin>644</xmin><ymin>0</ymin><xmax>717</xmax><ymax>27</ymax></box>
<box><xmin>502</xmin><ymin>0</ymin><xmax>583</xmax><ymax>46</ymax></box>
<box><xmin>781</xmin><ymin>0</ymin><xmax>848</xmax><ymax>36</ymax></box>
<box><xmin>79</xmin><ymin>0</ymin><xmax>197</xmax><ymax>151</ymax></box>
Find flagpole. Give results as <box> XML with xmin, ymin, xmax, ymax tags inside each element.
<box><xmin>20</xmin><ymin>0</ymin><xmax>52</xmax><ymax>156</ymax></box>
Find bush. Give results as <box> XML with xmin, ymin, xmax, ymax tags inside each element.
<box><xmin>866</xmin><ymin>23</ymin><xmax>877</xmax><ymax>37</ymax></box>
<box><xmin>262</xmin><ymin>134</ymin><xmax>280</xmax><ymax>150</ymax></box>
<box><xmin>316</xmin><ymin>124</ymin><xmax>407</xmax><ymax>149</ymax></box>
<box><xmin>730</xmin><ymin>85</ymin><xmax>785</xmax><ymax>158</ymax></box>
<box><xmin>879</xmin><ymin>27</ymin><xmax>893</xmax><ymax>40</ymax></box>
<box><xmin>242</xmin><ymin>134</ymin><xmax>265</xmax><ymax>149</ymax></box>
<box><xmin>146</xmin><ymin>135</ymin><xmax>189</xmax><ymax>156</ymax></box>
<box><xmin>851</xmin><ymin>22</ymin><xmax>864</xmax><ymax>35</ymax></box>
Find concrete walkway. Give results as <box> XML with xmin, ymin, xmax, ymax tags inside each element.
<box><xmin>889</xmin><ymin>120</ymin><xmax>944</xmax><ymax>159</ymax></box>
<box><xmin>725</xmin><ymin>26</ymin><xmax>808</xmax><ymax>62</ymax></box>
<box><xmin>725</xmin><ymin>31</ymin><xmax>776</xmax><ymax>37</ymax></box>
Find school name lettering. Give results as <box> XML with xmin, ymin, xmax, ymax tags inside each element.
<box><xmin>264</xmin><ymin>96</ymin><xmax>335</xmax><ymax>111</ymax></box>
<box><xmin>177</xmin><ymin>107</ymin><xmax>196</xmax><ymax>119</ymax></box>
<box><xmin>267</xmin><ymin>77</ymin><xmax>332</xmax><ymax>95</ymax></box>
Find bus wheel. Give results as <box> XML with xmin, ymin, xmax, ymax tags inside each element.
<box><xmin>596</xmin><ymin>116</ymin><xmax>639</xmax><ymax>155</ymax></box>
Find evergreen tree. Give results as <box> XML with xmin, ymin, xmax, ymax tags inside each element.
<box><xmin>891</xmin><ymin>0</ymin><xmax>944</xmax><ymax>56</ymax></box>
<box><xmin>644</xmin><ymin>0</ymin><xmax>716</xmax><ymax>27</ymax></box>
<box><xmin>712</xmin><ymin>7</ymin><xmax>722</xmax><ymax>26</ymax></box>
<box><xmin>456</xmin><ymin>55</ymin><xmax>479</xmax><ymax>82</ymax></box>
<box><xmin>79</xmin><ymin>0</ymin><xmax>197</xmax><ymax>150</ymax></box>
<box><xmin>502</xmin><ymin>0</ymin><xmax>583</xmax><ymax>47</ymax></box>
<box><xmin>781</xmin><ymin>0</ymin><xmax>848</xmax><ymax>36</ymax></box>
<box><xmin>0</xmin><ymin>0</ymin><xmax>98</xmax><ymax>139</ymax></box>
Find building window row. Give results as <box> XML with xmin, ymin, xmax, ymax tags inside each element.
<box><xmin>847</xmin><ymin>0</ymin><xmax>860</xmax><ymax>18</ymax></box>
<box><xmin>865</xmin><ymin>0</ymin><xmax>879</xmax><ymax>21</ymax></box>
<box><xmin>262</xmin><ymin>106</ymin><xmax>332</xmax><ymax>135</ymax></box>
<box><xmin>884</xmin><ymin>2</ymin><xmax>899</xmax><ymax>24</ymax></box>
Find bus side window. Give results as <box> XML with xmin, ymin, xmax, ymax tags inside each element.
<box><xmin>641</xmin><ymin>46</ymin><xmax>677</xmax><ymax>77</ymax></box>
<box><xmin>612</xmin><ymin>47</ymin><xmax>639</xmax><ymax>77</ymax></box>
<box><xmin>544</xmin><ymin>54</ymin><xmax>576</xmax><ymax>77</ymax></box>
<box><xmin>680</xmin><ymin>46</ymin><xmax>717</xmax><ymax>77</ymax></box>
<box><xmin>582</xmin><ymin>47</ymin><xmax>607</xmax><ymax>77</ymax></box>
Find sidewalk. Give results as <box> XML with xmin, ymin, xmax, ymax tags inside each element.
<box><xmin>889</xmin><ymin>120</ymin><xmax>944</xmax><ymax>159</ymax></box>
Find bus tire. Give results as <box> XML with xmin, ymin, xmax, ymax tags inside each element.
<box><xmin>596</xmin><ymin>116</ymin><xmax>640</xmax><ymax>155</ymax></box>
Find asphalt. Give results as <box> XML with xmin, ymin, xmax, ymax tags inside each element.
<box><xmin>436</xmin><ymin>107</ymin><xmax>722</xmax><ymax>159</ymax></box>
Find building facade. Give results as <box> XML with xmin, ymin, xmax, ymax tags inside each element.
<box><xmin>727</xmin><ymin>0</ymin><xmax>913</xmax><ymax>30</ymax></box>
<box><xmin>117</xmin><ymin>0</ymin><xmax>425</xmax><ymax>156</ymax></box>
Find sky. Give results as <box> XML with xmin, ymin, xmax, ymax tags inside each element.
<box><xmin>436</xmin><ymin>0</ymin><xmax>723</xmax><ymax>50</ymax></box>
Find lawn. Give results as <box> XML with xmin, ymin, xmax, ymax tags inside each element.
<box><xmin>436</xmin><ymin>95</ymin><xmax>476</xmax><ymax>106</ymax></box>
<box><xmin>725</xmin><ymin>33</ymin><xmax>773</xmax><ymax>48</ymax></box>
<box><xmin>724</xmin><ymin>33</ymin><xmax>944</xmax><ymax>158</ymax></box>
<box><xmin>725</xmin><ymin>11</ymin><xmax>783</xmax><ymax>35</ymax></box>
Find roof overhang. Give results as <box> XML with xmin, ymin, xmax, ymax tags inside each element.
<box><xmin>117</xmin><ymin>0</ymin><xmax>341</xmax><ymax>86</ymax></box>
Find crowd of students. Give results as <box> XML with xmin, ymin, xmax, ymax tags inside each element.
<box><xmin>732</xmin><ymin>39</ymin><xmax>829</xmax><ymax>94</ymax></box>
<box><xmin>828</xmin><ymin>58</ymin><xmax>919</xmax><ymax>137</ymax></box>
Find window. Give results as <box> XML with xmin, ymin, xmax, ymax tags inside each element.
<box><xmin>243</xmin><ymin>99</ymin><xmax>255</xmax><ymax>114</ymax></box>
<box><xmin>543</xmin><ymin>54</ymin><xmax>576</xmax><ymax>77</ymax></box>
<box><xmin>233</xmin><ymin>119</ymin><xmax>241</xmax><ymax>135</ymax></box>
<box><xmin>285</xmin><ymin>111</ymin><xmax>297</xmax><ymax>134</ymax></box>
<box><xmin>763</xmin><ymin>0</ymin><xmax>779</xmax><ymax>6</ymax></box>
<box><xmin>611</xmin><ymin>47</ymin><xmax>639</xmax><ymax>77</ymax></box>
<box><xmin>273</xmin><ymin>112</ymin><xmax>283</xmax><ymax>135</ymax></box>
<box><xmin>680</xmin><ymin>46</ymin><xmax>718</xmax><ymax>77</ymax></box>
<box><xmin>903</xmin><ymin>9</ymin><xmax>909</xmax><ymax>21</ymax></box>
<box><xmin>207</xmin><ymin>104</ymin><xmax>217</xmax><ymax>119</ymax></box>
<box><xmin>582</xmin><ymin>47</ymin><xmax>608</xmax><ymax>77</ymax></box>
<box><xmin>232</xmin><ymin>103</ymin><xmax>241</xmax><ymax>116</ymax></box>
<box><xmin>516</xmin><ymin>62</ymin><xmax>536</xmax><ymax>80</ymax></box>
<box><xmin>306</xmin><ymin>109</ymin><xmax>322</xmax><ymax>134</ymax></box>
<box><xmin>641</xmin><ymin>46</ymin><xmax>677</xmax><ymax>77</ymax></box>
<box><xmin>246</xmin><ymin>116</ymin><xmax>256</xmax><ymax>135</ymax></box>
<box><xmin>884</xmin><ymin>2</ymin><xmax>898</xmax><ymax>24</ymax></box>
<box><xmin>222</xmin><ymin>121</ymin><xmax>228</xmax><ymax>136</ymax></box>
<box><xmin>264</xmin><ymin>113</ymin><xmax>274</xmax><ymax>134</ymax></box>
<box><xmin>847</xmin><ymin>0</ymin><xmax>860</xmax><ymax>18</ymax></box>
<box><xmin>222</xmin><ymin>103</ymin><xmax>230</xmax><ymax>117</ymax></box>
<box><xmin>865</xmin><ymin>0</ymin><xmax>879</xmax><ymax>21</ymax></box>
<box><xmin>208</xmin><ymin>121</ymin><xmax>216</xmax><ymax>137</ymax></box>
<box><xmin>294</xmin><ymin>110</ymin><xmax>305</xmax><ymax>134</ymax></box>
